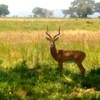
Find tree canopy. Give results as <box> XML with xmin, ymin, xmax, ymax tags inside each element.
<box><xmin>62</xmin><ymin>0</ymin><xmax>97</xmax><ymax>18</ymax></box>
<box><xmin>32</xmin><ymin>7</ymin><xmax>53</xmax><ymax>18</ymax></box>
<box><xmin>95</xmin><ymin>2</ymin><xmax>100</xmax><ymax>13</ymax></box>
<box><xmin>0</xmin><ymin>4</ymin><xmax>10</xmax><ymax>16</ymax></box>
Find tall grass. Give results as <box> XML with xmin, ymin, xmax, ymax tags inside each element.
<box><xmin>0</xmin><ymin>30</ymin><xmax>99</xmax><ymax>70</ymax></box>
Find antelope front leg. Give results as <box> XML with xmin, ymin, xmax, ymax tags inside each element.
<box><xmin>58</xmin><ymin>62</ymin><xmax>63</xmax><ymax>75</ymax></box>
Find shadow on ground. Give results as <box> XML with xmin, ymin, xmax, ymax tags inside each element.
<box><xmin>0</xmin><ymin>60</ymin><xmax>100</xmax><ymax>99</ymax></box>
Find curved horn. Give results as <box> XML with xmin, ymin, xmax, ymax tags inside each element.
<box><xmin>45</xmin><ymin>26</ymin><xmax>52</xmax><ymax>39</ymax></box>
<box><xmin>53</xmin><ymin>26</ymin><xmax>60</xmax><ymax>39</ymax></box>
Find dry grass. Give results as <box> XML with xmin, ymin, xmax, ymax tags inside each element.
<box><xmin>0</xmin><ymin>31</ymin><xmax>44</xmax><ymax>43</ymax></box>
<box><xmin>0</xmin><ymin>30</ymin><xmax>100</xmax><ymax>44</ymax></box>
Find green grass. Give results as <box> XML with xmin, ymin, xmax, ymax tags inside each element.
<box><xmin>0</xmin><ymin>62</ymin><xmax>100</xmax><ymax>100</ymax></box>
<box><xmin>0</xmin><ymin>18</ymin><xmax>100</xmax><ymax>99</ymax></box>
<box><xmin>0</xmin><ymin>18</ymin><xmax>100</xmax><ymax>31</ymax></box>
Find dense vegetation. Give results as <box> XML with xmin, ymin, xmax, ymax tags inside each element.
<box><xmin>0</xmin><ymin>18</ymin><xmax>100</xmax><ymax>100</ymax></box>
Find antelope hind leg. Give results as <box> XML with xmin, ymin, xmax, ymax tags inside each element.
<box><xmin>76</xmin><ymin>62</ymin><xmax>85</xmax><ymax>76</ymax></box>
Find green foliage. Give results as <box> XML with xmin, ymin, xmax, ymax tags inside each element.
<box><xmin>0</xmin><ymin>4</ymin><xmax>10</xmax><ymax>16</ymax></box>
<box><xmin>0</xmin><ymin>64</ymin><xmax>100</xmax><ymax>99</ymax></box>
<box><xmin>12</xmin><ymin>60</ymin><xmax>28</xmax><ymax>73</ymax></box>
<box><xmin>62</xmin><ymin>9</ymin><xmax>70</xmax><ymax>17</ymax></box>
<box><xmin>32</xmin><ymin>7</ymin><xmax>53</xmax><ymax>18</ymax></box>
<box><xmin>95</xmin><ymin>2</ymin><xmax>100</xmax><ymax>13</ymax></box>
<box><xmin>65</xmin><ymin>0</ymin><xmax>95</xmax><ymax>18</ymax></box>
<box><xmin>77</xmin><ymin>3</ymin><xmax>93</xmax><ymax>18</ymax></box>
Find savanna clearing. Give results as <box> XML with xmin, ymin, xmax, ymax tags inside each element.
<box><xmin>0</xmin><ymin>18</ymin><xmax>100</xmax><ymax>100</ymax></box>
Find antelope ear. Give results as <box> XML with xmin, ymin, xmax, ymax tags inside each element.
<box><xmin>46</xmin><ymin>37</ymin><xmax>51</xmax><ymax>41</ymax></box>
<box><xmin>54</xmin><ymin>37</ymin><xmax>59</xmax><ymax>42</ymax></box>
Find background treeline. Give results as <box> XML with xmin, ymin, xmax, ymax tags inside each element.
<box><xmin>0</xmin><ymin>0</ymin><xmax>100</xmax><ymax>18</ymax></box>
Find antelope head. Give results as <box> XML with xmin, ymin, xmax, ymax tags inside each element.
<box><xmin>45</xmin><ymin>26</ymin><xmax>60</xmax><ymax>48</ymax></box>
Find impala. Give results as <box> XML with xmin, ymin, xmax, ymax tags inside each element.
<box><xmin>45</xmin><ymin>26</ymin><xmax>86</xmax><ymax>76</ymax></box>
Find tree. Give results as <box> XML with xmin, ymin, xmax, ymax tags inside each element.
<box><xmin>76</xmin><ymin>3</ymin><xmax>93</xmax><ymax>17</ymax></box>
<box><xmin>62</xmin><ymin>9</ymin><xmax>70</xmax><ymax>17</ymax></box>
<box><xmin>32</xmin><ymin>7</ymin><xmax>53</xmax><ymax>18</ymax></box>
<box><xmin>0</xmin><ymin>4</ymin><xmax>10</xmax><ymax>16</ymax></box>
<box><xmin>66</xmin><ymin>0</ymin><xmax>95</xmax><ymax>18</ymax></box>
<box><xmin>95</xmin><ymin>2</ymin><xmax>100</xmax><ymax>13</ymax></box>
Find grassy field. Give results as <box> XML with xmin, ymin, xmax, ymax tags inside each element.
<box><xmin>0</xmin><ymin>18</ymin><xmax>100</xmax><ymax>31</ymax></box>
<box><xmin>0</xmin><ymin>18</ymin><xmax>100</xmax><ymax>100</ymax></box>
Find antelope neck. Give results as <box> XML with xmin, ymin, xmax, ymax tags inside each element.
<box><xmin>50</xmin><ymin>43</ymin><xmax>58</xmax><ymax>61</ymax></box>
